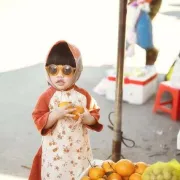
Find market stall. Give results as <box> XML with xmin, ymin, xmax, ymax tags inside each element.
<box><xmin>79</xmin><ymin>0</ymin><xmax>180</xmax><ymax>179</ymax></box>
<box><xmin>79</xmin><ymin>158</ymin><xmax>180</xmax><ymax>180</ymax></box>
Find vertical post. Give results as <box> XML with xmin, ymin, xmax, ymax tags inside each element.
<box><xmin>112</xmin><ymin>0</ymin><xmax>128</xmax><ymax>162</ymax></box>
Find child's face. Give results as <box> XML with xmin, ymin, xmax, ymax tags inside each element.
<box><xmin>46</xmin><ymin>64</ymin><xmax>75</xmax><ymax>90</ymax></box>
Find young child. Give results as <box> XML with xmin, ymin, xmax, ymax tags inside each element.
<box><xmin>29</xmin><ymin>40</ymin><xmax>103</xmax><ymax>180</ymax></box>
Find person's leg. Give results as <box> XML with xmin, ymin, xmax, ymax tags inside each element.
<box><xmin>146</xmin><ymin>47</ymin><xmax>159</xmax><ymax>65</ymax></box>
<box><xmin>146</xmin><ymin>0</ymin><xmax>162</xmax><ymax>65</ymax></box>
<box><xmin>149</xmin><ymin>0</ymin><xmax>162</xmax><ymax>20</ymax></box>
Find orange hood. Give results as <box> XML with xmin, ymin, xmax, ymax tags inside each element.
<box><xmin>45</xmin><ymin>40</ymin><xmax>83</xmax><ymax>90</ymax></box>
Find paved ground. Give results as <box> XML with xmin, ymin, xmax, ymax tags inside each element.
<box><xmin>0</xmin><ymin>1</ymin><xmax>180</xmax><ymax>180</ymax></box>
<box><xmin>0</xmin><ymin>63</ymin><xmax>180</xmax><ymax>179</ymax></box>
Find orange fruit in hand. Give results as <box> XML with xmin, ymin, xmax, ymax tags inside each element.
<box><xmin>134</xmin><ymin>162</ymin><xmax>148</xmax><ymax>175</ymax></box>
<box><xmin>58</xmin><ymin>102</ymin><xmax>71</xmax><ymax>107</ymax></box>
<box><xmin>102</xmin><ymin>161</ymin><xmax>116</xmax><ymax>173</ymax></box>
<box><xmin>58</xmin><ymin>102</ymin><xmax>84</xmax><ymax>120</ymax></box>
<box><xmin>88</xmin><ymin>166</ymin><xmax>105</xmax><ymax>180</ymax></box>
<box><xmin>81</xmin><ymin>176</ymin><xmax>91</xmax><ymax>180</ymax></box>
<box><xmin>115</xmin><ymin>159</ymin><xmax>135</xmax><ymax>177</ymax></box>
<box><xmin>107</xmin><ymin>173</ymin><xmax>122</xmax><ymax>180</ymax></box>
<box><xmin>129</xmin><ymin>173</ymin><xmax>141</xmax><ymax>180</ymax></box>
<box><xmin>72</xmin><ymin>105</ymin><xmax>84</xmax><ymax>120</ymax></box>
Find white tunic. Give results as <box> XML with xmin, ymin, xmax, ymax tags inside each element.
<box><xmin>41</xmin><ymin>89</ymin><xmax>93</xmax><ymax>180</ymax></box>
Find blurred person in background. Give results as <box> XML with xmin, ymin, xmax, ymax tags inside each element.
<box><xmin>126</xmin><ymin>0</ymin><xmax>161</xmax><ymax>65</ymax></box>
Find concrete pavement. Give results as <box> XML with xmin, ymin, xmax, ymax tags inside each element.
<box><xmin>0</xmin><ymin>63</ymin><xmax>180</xmax><ymax>179</ymax></box>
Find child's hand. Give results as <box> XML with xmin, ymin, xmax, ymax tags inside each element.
<box><xmin>45</xmin><ymin>104</ymin><xmax>76</xmax><ymax>129</ymax></box>
<box><xmin>54</xmin><ymin>104</ymin><xmax>76</xmax><ymax>120</ymax></box>
<box><xmin>81</xmin><ymin>108</ymin><xmax>96</xmax><ymax>126</ymax></box>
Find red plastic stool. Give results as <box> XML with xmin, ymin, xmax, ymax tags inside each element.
<box><xmin>153</xmin><ymin>81</ymin><xmax>180</xmax><ymax>121</ymax></box>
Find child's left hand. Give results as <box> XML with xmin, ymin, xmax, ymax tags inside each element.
<box><xmin>81</xmin><ymin>108</ymin><xmax>96</xmax><ymax>126</ymax></box>
<box><xmin>72</xmin><ymin>108</ymin><xmax>96</xmax><ymax>127</ymax></box>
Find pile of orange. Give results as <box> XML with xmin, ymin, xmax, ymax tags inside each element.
<box><xmin>81</xmin><ymin>159</ymin><xmax>149</xmax><ymax>180</ymax></box>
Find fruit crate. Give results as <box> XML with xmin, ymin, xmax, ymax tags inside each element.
<box><xmin>78</xmin><ymin>159</ymin><xmax>104</xmax><ymax>180</ymax></box>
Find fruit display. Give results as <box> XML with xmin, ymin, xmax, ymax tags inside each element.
<box><xmin>142</xmin><ymin>159</ymin><xmax>180</xmax><ymax>180</ymax></box>
<box><xmin>115</xmin><ymin>159</ymin><xmax>135</xmax><ymax>177</ymax></box>
<box><xmin>58</xmin><ymin>101</ymin><xmax>84</xmax><ymax>120</ymax></box>
<box><xmin>80</xmin><ymin>159</ymin><xmax>180</xmax><ymax>180</ymax></box>
<box><xmin>80</xmin><ymin>159</ymin><xmax>149</xmax><ymax>180</ymax></box>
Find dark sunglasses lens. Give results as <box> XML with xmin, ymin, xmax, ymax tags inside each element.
<box><xmin>62</xmin><ymin>65</ymin><xmax>73</xmax><ymax>75</ymax></box>
<box><xmin>48</xmin><ymin>65</ymin><xmax>58</xmax><ymax>75</ymax></box>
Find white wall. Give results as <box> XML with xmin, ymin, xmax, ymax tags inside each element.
<box><xmin>0</xmin><ymin>0</ymin><xmax>119</xmax><ymax>72</ymax></box>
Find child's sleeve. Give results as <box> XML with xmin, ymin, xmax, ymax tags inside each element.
<box><xmin>32</xmin><ymin>88</ymin><xmax>55</xmax><ymax>136</ymax></box>
<box><xmin>74</xmin><ymin>85</ymin><xmax>103</xmax><ymax>132</ymax></box>
<box><xmin>86</xmin><ymin>95</ymin><xmax>103</xmax><ymax>132</ymax></box>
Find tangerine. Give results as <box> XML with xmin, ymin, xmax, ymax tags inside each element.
<box><xmin>81</xmin><ymin>176</ymin><xmax>91</xmax><ymax>180</ymax></box>
<box><xmin>58</xmin><ymin>102</ymin><xmax>84</xmax><ymax>120</ymax></box>
<box><xmin>115</xmin><ymin>159</ymin><xmax>135</xmax><ymax>177</ymax></box>
<box><xmin>122</xmin><ymin>177</ymin><xmax>129</xmax><ymax>180</ymax></box>
<box><xmin>58</xmin><ymin>102</ymin><xmax>71</xmax><ymax>107</ymax></box>
<box><xmin>129</xmin><ymin>173</ymin><xmax>141</xmax><ymax>180</ymax></box>
<box><xmin>102</xmin><ymin>161</ymin><xmax>116</xmax><ymax>173</ymax></box>
<box><xmin>72</xmin><ymin>105</ymin><xmax>84</xmax><ymax>120</ymax></box>
<box><xmin>135</xmin><ymin>162</ymin><xmax>148</xmax><ymax>175</ymax></box>
<box><xmin>107</xmin><ymin>173</ymin><xmax>122</xmax><ymax>180</ymax></box>
<box><xmin>88</xmin><ymin>166</ymin><xmax>105</xmax><ymax>180</ymax></box>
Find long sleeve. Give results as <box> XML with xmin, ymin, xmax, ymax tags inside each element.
<box><xmin>74</xmin><ymin>86</ymin><xmax>103</xmax><ymax>132</ymax></box>
<box><xmin>86</xmin><ymin>96</ymin><xmax>103</xmax><ymax>132</ymax></box>
<box><xmin>32</xmin><ymin>87</ymin><xmax>56</xmax><ymax>136</ymax></box>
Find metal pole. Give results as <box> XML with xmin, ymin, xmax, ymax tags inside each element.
<box><xmin>112</xmin><ymin>0</ymin><xmax>128</xmax><ymax>162</ymax></box>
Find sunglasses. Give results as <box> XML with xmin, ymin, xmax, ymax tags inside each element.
<box><xmin>46</xmin><ymin>64</ymin><xmax>76</xmax><ymax>76</ymax></box>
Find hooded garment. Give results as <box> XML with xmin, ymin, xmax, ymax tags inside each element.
<box><xmin>29</xmin><ymin>41</ymin><xmax>103</xmax><ymax>180</ymax></box>
<box><xmin>45</xmin><ymin>40</ymin><xmax>83</xmax><ymax>90</ymax></box>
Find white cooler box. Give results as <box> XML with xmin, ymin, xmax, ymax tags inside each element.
<box><xmin>105</xmin><ymin>69</ymin><xmax>158</xmax><ymax>105</ymax></box>
<box><xmin>177</xmin><ymin>130</ymin><xmax>180</xmax><ymax>150</ymax></box>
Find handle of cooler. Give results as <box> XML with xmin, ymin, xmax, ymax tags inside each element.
<box><xmin>108</xmin><ymin>74</ymin><xmax>157</xmax><ymax>86</ymax></box>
